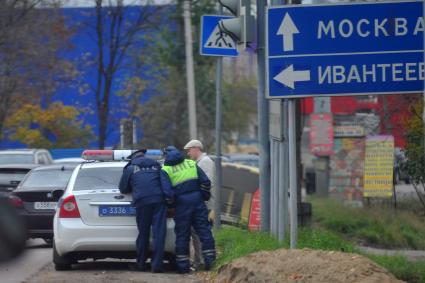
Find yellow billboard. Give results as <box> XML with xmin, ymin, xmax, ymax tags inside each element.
<box><xmin>363</xmin><ymin>135</ymin><xmax>394</xmax><ymax>198</ymax></box>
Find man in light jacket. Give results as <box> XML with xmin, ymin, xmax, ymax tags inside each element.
<box><xmin>184</xmin><ymin>139</ymin><xmax>216</xmax><ymax>270</ymax></box>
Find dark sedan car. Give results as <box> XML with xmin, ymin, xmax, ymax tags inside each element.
<box><xmin>0</xmin><ymin>164</ymin><xmax>39</xmax><ymax>195</ymax></box>
<box><xmin>10</xmin><ymin>164</ymin><xmax>76</xmax><ymax>243</ymax></box>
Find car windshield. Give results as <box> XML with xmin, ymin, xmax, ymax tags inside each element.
<box><xmin>0</xmin><ymin>169</ymin><xmax>30</xmax><ymax>185</ymax></box>
<box><xmin>21</xmin><ymin>170</ymin><xmax>74</xmax><ymax>187</ymax></box>
<box><xmin>73</xmin><ymin>167</ymin><xmax>123</xmax><ymax>191</ymax></box>
<box><xmin>0</xmin><ymin>154</ymin><xmax>33</xmax><ymax>164</ymax></box>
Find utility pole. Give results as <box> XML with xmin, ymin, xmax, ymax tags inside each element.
<box><xmin>183</xmin><ymin>0</ymin><xmax>197</xmax><ymax>139</ymax></box>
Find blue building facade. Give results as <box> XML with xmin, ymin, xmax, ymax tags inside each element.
<box><xmin>2</xmin><ymin>4</ymin><xmax>173</xmax><ymax>149</ymax></box>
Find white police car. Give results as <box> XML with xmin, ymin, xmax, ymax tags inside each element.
<box><xmin>53</xmin><ymin>150</ymin><xmax>175</xmax><ymax>270</ymax></box>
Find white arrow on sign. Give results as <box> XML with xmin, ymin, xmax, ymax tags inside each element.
<box><xmin>277</xmin><ymin>13</ymin><xmax>299</xmax><ymax>52</ymax></box>
<box><xmin>273</xmin><ymin>64</ymin><xmax>310</xmax><ymax>89</ymax></box>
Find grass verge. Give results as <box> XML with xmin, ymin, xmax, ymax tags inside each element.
<box><xmin>214</xmin><ymin>226</ymin><xmax>425</xmax><ymax>283</ymax></box>
<box><xmin>310</xmin><ymin>197</ymin><xmax>425</xmax><ymax>249</ymax></box>
<box><xmin>365</xmin><ymin>255</ymin><xmax>425</xmax><ymax>283</ymax></box>
<box><xmin>213</xmin><ymin>225</ymin><xmax>353</xmax><ymax>268</ymax></box>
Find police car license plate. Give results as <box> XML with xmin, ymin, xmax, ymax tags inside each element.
<box><xmin>99</xmin><ymin>205</ymin><xmax>136</xmax><ymax>217</ymax></box>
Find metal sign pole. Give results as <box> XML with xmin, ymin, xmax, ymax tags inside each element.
<box><xmin>274</xmin><ymin>141</ymin><xmax>280</xmax><ymax>236</ymax></box>
<box><xmin>257</xmin><ymin>0</ymin><xmax>271</xmax><ymax>232</ymax></box>
<box><xmin>271</xmin><ymin>0</ymin><xmax>289</xmax><ymax>243</ymax></box>
<box><xmin>273</xmin><ymin>140</ymin><xmax>280</xmax><ymax>235</ymax></box>
<box><xmin>288</xmin><ymin>99</ymin><xmax>298</xmax><ymax>249</ymax></box>
<box><xmin>279</xmin><ymin>99</ymin><xmax>289</xmax><ymax>242</ymax></box>
<box><xmin>214</xmin><ymin>4</ymin><xmax>223</xmax><ymax>229</ymax></box>
<box><xmin>270</xmin><ymin>139</ymin><xmax>275</xmax><ymax>235</ymax></box>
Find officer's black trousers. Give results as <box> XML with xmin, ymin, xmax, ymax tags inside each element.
<box><xmin>135</xmin><ymin>202</ymin><xmax>167</xmax><ymax>272</ymax></box>
<box><xmin>174</xmin><ymin>191</ymin><xmax>215</xmax><ymax>273</ymax></box>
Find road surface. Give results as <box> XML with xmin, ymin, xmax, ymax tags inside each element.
<box><xmin>0</xmin><ymin>239</ymin><xmax>52</xmax><ymax>283</ymax></box>
<box><xmin>0</xmin><ymin>239</ymin><xmax>203</xmax><ymax>283</ymax></box>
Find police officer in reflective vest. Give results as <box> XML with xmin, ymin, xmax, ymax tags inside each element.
<box><xmin>160</xmin><ymin>146</ymin><xmax>216</xmax><ymax>273</ymax></box>
<box><xmin>119</xmin><ymin>149</ymin><xmax>173</xmax><ymax>273</ymax></box>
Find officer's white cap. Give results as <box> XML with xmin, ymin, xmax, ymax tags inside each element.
<box><xmin>184</xmin><ymin>139</ymin><xmax>203</xmax><ymax>150</ymax></box>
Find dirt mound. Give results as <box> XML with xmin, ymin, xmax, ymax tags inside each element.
<box><xmin>215</xmin><ymin>249</ymin><xmax>404</xmax><ymax>283</ymax></box>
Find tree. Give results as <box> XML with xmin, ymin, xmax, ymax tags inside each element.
<box><xmin>119</xmin><ymin>0</ymin><xmax>257</xmax><ymax>151</ymax></box>
<box><xmin>79</xmin><ymin>0</ymin><xmax>165</xmax><ymax>148</ymax></box>
<box><xmin>0</xmin><ymin>0</ymin><xmax>75</xmax><ymax>141</ymax></box>
<box><xmin>403</xmin><ymin>98</ymin><xmax>425</xmax><ymax>211</ymax></box>
<box><xmin>222</xmin><ymin>76</ymin><xmax>257</xmax><ymax>142</ymax></box>
<box><xmin>5</xmin><ymin>102</ymin><xmax>94</xmax><ymax>148</ymax></box>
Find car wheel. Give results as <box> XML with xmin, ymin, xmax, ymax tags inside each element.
<box><xmin>53</xmin><ymin>241</ymin><xmax>72</xmax><ymax>271</ymax></box>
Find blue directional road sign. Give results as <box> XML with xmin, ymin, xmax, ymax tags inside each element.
<box><xmin>267</xmin><ymin>1</ymin><xmax>425</xmax><ymax>98</ymax></box>
<box><xmin>200</xmin><ymin>15</ymin><xmax>238</xmax><ymax>57</ymax></box>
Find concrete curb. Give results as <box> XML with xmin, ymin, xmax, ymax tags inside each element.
<box><xmin>357</xmin><ymin>246</ymin><xmax>425</xmax><ymax>261</ymax></box>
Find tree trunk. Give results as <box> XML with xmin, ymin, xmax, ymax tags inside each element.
<box><xmin>0</xmin><ymin>76</ymin><xmax>16</xmax><ymax>140</ymax></box>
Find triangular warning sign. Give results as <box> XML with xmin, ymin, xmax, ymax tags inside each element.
<box><xmin>204</xmin><ymin>26</ymin><xmax>237</xmax><ymax>49</ymax></box>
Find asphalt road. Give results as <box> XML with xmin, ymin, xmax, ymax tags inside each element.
<box><xmin>25</xmin><ymin>262</ymin><xmax>205</xmax><ymax>283</ymax></box>
<box><xmin>0</xmin><ymin>239</ymin><xmax>204</xmax><ymax>283</ymax></box>
<box><xmin>0</xmin><ymin>239</ymin><xmax>52</xmax><ymax>283</ymax></box>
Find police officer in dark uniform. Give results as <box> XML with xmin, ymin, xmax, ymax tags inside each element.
<box><xmin>119</xmin><ymin>149</ymin><xmax>173</xmax><ymax>273</ymax></box>
<box><xmin>160</xmin><ymin>146</ymin><xmax>216</xmax><ymax>274</ymax></box>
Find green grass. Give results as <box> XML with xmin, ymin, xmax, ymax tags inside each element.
<box><xmin>213</xmin><ymin>226</ymin><xmax>284</xmax><ymax>268</ymax></box>
<box><xmin>213</xmin><ymin>225</ymin><xmax>354</xmax><ymax>269</ymax></box>
<box><xmin>365</xmin><ymin>255</ymin><xmax>425</xmax><ymax>283</ymax></box>
<box><xmin>310</xmin><ymin>197</ymin><xmax>425</xmax><ymax>249</ymax></box>
<box><xmin>214</xmin><ymin>226</ymin><xmax>425</xmax><ymax>283</ymax></box>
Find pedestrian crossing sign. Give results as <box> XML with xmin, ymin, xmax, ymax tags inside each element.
<box><xmin>200</xmin><ymin>15</ymin><xmax>238</xmax><ymax>57</ymax></box>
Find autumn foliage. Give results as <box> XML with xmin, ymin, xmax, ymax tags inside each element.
<box><xmin>5</xmin><ymin>102</ymin><xmax>94</xmax><ymax>149</ymax></box>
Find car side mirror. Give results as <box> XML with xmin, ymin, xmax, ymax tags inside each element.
<box><xmin>52</xmin><ymin>190</ymin><xmax>64</xmax><ymax>201</ymax></box>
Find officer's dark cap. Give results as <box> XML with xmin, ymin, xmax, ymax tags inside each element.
<box><xmin>163</xmin><ymin>146</ymin><xmax>177</xmax><ymax>155</ymax></box>
<box><xmin>128</xmin><ymin>149</ymin><xmax>147</xmax><ymax>159</ymax></box>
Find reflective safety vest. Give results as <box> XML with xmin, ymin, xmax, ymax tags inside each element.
<box><xmin>162</xmin><ymin>159</ymin><xmax>198</xmax><ymax>187</ymax></box>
